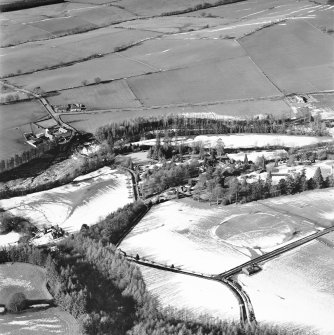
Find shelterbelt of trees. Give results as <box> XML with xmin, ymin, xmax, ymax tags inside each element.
<box><xmin>95</xmin><ymin>114</ymin><xmax>329</xmax><ymax>147</ymax></box>
<box><xmin>1</xmin><ymin>201</ymin><xmax>294</xmax><ymax>335</ymax></box>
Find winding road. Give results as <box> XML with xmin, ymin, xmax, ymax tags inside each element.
<box><xmin>120</xmin><ymin>223</ymin><xmax>334</xmax><ymax>326</ymax></box>
<box><xmin>0</xmin><ymin>80</ymin><xmax>76</xmax><ymax>133</ymax></box>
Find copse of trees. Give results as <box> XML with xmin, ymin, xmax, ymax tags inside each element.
<box><xmin>141</xmin><ymin>160</ymin><xmax>200</xmax><ymax>197</ymax></box>
<box><xmin>0</xmin><ymin>214</ymin><xmax>37</xmax><ymax>238</ymax></box>
<box><xmin>79</xmin><ymin>201</ymin><xmax>148</xmax><ymax>245</ymax></box>
<box><xmin>6</xmin><ymin>292</ymin><xmax>27</xmax><ymax>312</ymax></box>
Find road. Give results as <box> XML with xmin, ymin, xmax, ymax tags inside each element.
<box><xmin>121</xmin><ymin>225</ymin><xmax>334</xmax><ymax>326</ymax></box>
<box><xmin>121</xmin><ymin>252</ymin><xmax>253</xmax><ymax>325</ymax></box>
<box><xmin>216</xmin><ymin>225</ymin><xmax>334</xmax><ymax>279</ymax></box>
<box><xmin>0</xmin><ymin>80</ymin><xmax>76</xmax><ymax>133</ymax></box>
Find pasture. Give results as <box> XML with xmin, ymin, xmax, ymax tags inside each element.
<box><xmin>127</xmin><ymin>56</ymin><xmax>281</xmax><ymax>107</ymax></box>
<box><xmin>119</xmin><ymin>196</ymin><xmax>317</xmax><ymax>274</ymax></box>
<box><xmin>0</xmin><ymin>262</ymin><xmax>51</xmax><ymax>304</ymax></box>
<box><xmin>48</xmin><ymin>80</ymin><xmax>142</xmax><ymax>109</ymax></box>
<box><xmin>239</xmin><ymin>19</ymin><xmax>334</xmax><ymax>94</ymax></box>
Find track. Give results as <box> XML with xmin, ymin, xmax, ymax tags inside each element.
<box><xmin>0</xmin><ymin>80</ymin><xmax>76</xmax><ymax>133</ymax></box>
<box><xmin>216</xmin><ymin>226</ymin><xmax>334</xmax><ymax>278</ymax></box>
<box><xmin>121</xmin><ymin>252</ymin><xmax>253</xmax><ymax>326</ymax></box>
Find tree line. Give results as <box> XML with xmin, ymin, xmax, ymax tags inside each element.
<box><xmin>95</xmin><ymin>114</ymin><xmax>329</xmax><ymax>150</ymax></box>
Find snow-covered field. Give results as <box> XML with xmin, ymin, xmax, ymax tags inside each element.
<box><xmin>238</xmin><ymin>240</ymin><xmax>334</xmax><ymax>335</ymax></box>
<box><xmin>227</xmin><ymin>149</ymin><xmax>288</xmax><ymax>162</ymax></box>
<box><xmin>0</xmin><ymin>231</ymin><xmax>21</xmax><ymax>248</ymax></box>
<box><xmin>139</xmin><ymin>265</ymin><xmax>239</xmax><ymax>321</ymax></box>
<box><xmin>264</xmin><ymin>188</ymin><xmax>334</xmax><ymax>228</ymax></box>
<box><xmin>0</xmin><ymin>263</ymin><xmax>51</xmax><ymax>303</ymax></box>
<box><xmin>0</xmin><ymin>167</ymin><xmax>133</xmax><ymax>232</ymax></box>
<box><xmin>133</xmin><ymin>134</ymin><xmax>333</xmax><ymax>149</ymax></box>
<box><xmin>0</xmin><ymin>308</ymin><xmax>79</xmax><ymax>335</ymax></box>
<box><xmin>120</xmin><ymin>198</ymin><xmax>316</xmax><ymax>274</ymax></box>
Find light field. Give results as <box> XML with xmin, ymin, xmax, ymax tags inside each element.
<box><xmin>120</xmin><ymin>196</ymin><xmax>318</xmax><ymax>275</ymax></box>
<box><xmin>0</xmin><ymin>262</ymin><xmax>51</xmax><ymax>304</ymax></box>
<box><xmin>261</xmin><ymin>188</ymin><xmax>334</xmax><ymax>228</ymax></box>
<box><xmin>0</xmin><ymin>309</ymin><xmax>80</xmax><ymax>335</ymax></box>
<box><xmin>48</xmin><ymin>80</ymin><xmax>142</xmax><ymax>109</ymax></box>
<box><xmin>133</xmin><ymin>134</ymin><xmax>333</xmax><ymax>149</ymax></box>
<box><xmin>0</xmin><ymin>167</ymin><xmax>133</xmax><ymax>232</ymax></box>
<box><xmin>238</xmin><ymin>240</ymin><xmax>334</xmax><ymax>334</ymax></box>
<box><xmin>0</xmin><ymin>231</ymin><xmax>21</xmax><ymax>248</ymax></box>
<box><xmin>228</xmin><ymin>150</ymin><xmax>288</xmax><ymax>162</ymax></box>
<box><xmin>127</xmin><ymin>57</ymin><xmax>281</xmax><ymax>107</ymax></box>
<box><xmin>139</xmin><ymin>265</ymin><xmax>239</xmax><ymax>321</ymax></box>
<box><xmin>239</xmin><ymin>20</ymin><xmax>334</xmax><ymax>94</ymax></box>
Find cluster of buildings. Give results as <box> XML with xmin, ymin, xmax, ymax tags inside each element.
<box><xmin>24</xmin><ymin>119</ymin><xmax>72</xmax><ymax>148</ymax></box>
<box><xmin>54</xmin><ymin>103</ymin><xmax>86</xmax><ymax>113</ymax></box>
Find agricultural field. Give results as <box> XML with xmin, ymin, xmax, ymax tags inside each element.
<box><xmin>115</xmin><ymin>16</ymin><xmax>229</xmax><ymax>34</ymax></box>
<box><xmin>175</xmin><ymin>2</ymin><xmax>328</xmax><ymax>39</ymax></box>
<box><xmin>48</xmin><ymin>80</ymin><xmax>142</xmax><ymax>109</ymax></box>
<box><xmin>110</xmin><ymin>0</ymin><xmax>221</xmax><ymax>16</ymax></box>
<box><xmin>0</xmin><ymin>2</ymin><xmax>135</xmax><ymax>47</ymax></box>
<box><xmin>0</xmin><ymin>262</ymin><xmax>51</xmax><ymax>304</ymax></box>
<box><xmin>0</xmin><ymin>167</ymin><xmax>133</xmax><ymax>232</ymax></box>
<box><xmin>127</xmin><ymin>56</ymin><xmax>281</xmax><ymax>107</ymax></box>
<box><xmin>119</xmin><ymin>194</ymin><xmax>322</xmax><ymax>275</ymax></box>
<box><xmin>0</xmin><ymin>231</ymin><xmax>21</xmax><ymax>248</ymax></box>
<box><xmin>0</xmin><ymin>308</ymin><xmax>80</xmax><ymax>335</ymax></box>
<box><xmin>258</xmin><ymin>188</ymin><xmax>334</xmax><ymax>228</ymax></box>
<box><xmin>239</xmin><ymin>19</ymin><xmax>334</xmax><ymax>94</ymax></box>
<box><xmin>10</xmin><ymin>53</ymin><xmax>155</xmax><ymax>92</ymax></box>
<box><xmin>133</xmin><ymin>134</ymin><xmax>333</xmax><ymax>149</ymax></box>
<box><xmin>0</xmin><ymin>101</ymin><xmax>49</xmax><ymax>161</ymax></box>
<box><xmin>138</xmin><ymin>265</ymin><xmax>239</xmax><ymax>321</ymax></box>
<box><xmin>227</xmin><ymin>150</ymin><xmax>288</xmax><ymax>162</ymax></box>
<box><xmin>0</xmin><ymin>263</ymin><xmax>79</xmax><ymax>334</ymax></box>
<box><xmin>238</xmin><ymin>240</ymin><xmax>334</xmax><ymax>334</ymax></box>
<box><xmin>0</xmin><ymin>28</ymin><xmax>160</xmax><ymax>77</ymax></box>
<box><xmin>121</xmin><ymin>38</ymin><xmax>246</xmax><ymax>71</ymax></box>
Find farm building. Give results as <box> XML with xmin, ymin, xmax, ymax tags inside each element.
<box><xmin>242</xmin><ymin>264</ymin><xmax>262</xmax><ymax>276</ymax></box>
